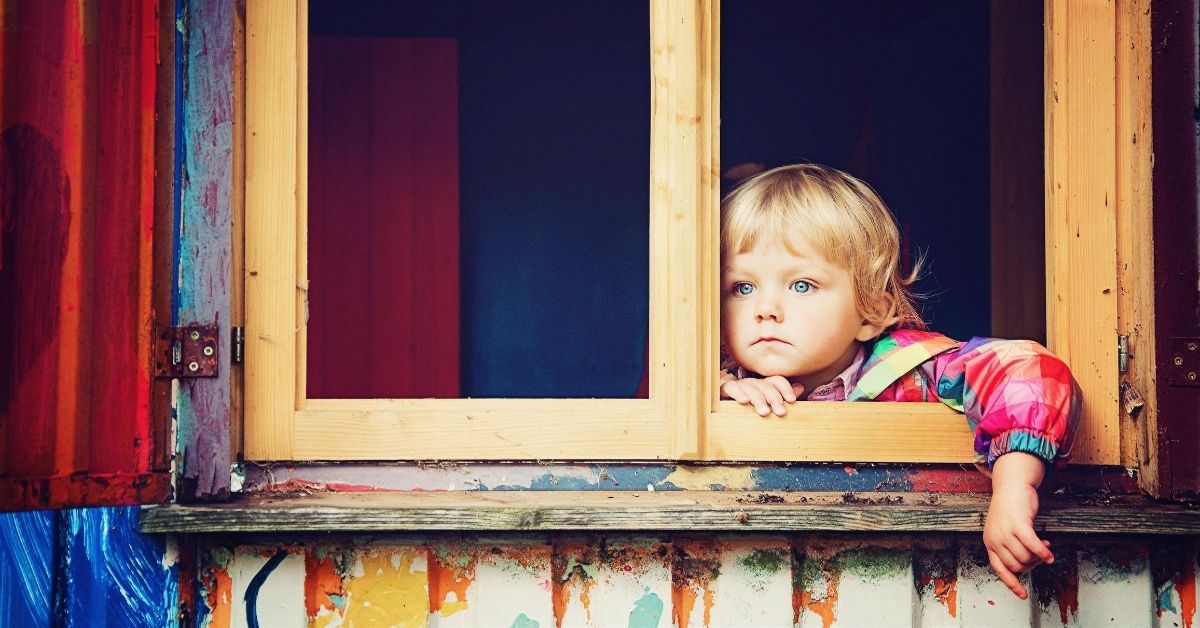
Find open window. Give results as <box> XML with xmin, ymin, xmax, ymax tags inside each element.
<box><xmin>242</xmin><ymin>0</ymin><xmax>1134</xmax><ymax>467</ymax></box>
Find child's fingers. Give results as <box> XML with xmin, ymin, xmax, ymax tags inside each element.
<box><xmin>740</xmin><ymin>385</ymin><xmax>772</xmax><ymax>416</ymax></box>
<box><xmin>1017</xmin><ymin>529</ymin><xmax>1055</xmax><ymax>565</ymax></box>
<box><xmin>764</xmin><ymin>376</ymin><xmax>798</xmax><ymax>403</ymax></box>
<box><xmin>721</xmin><ymin>381</ymin><xmax>750</xmax><ymax>404</ymax></box>
<box><xmin>987</xmin><ymin>550</ymin><xmax>1028</xmax><ymax>599</ymax></box>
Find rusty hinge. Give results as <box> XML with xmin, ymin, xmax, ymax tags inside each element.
<box><xmin>1168</xmin><ymin>337</ymin><xmax>1200</xmax><ymax>387</ymax></box>
<box><xmin>154</xmin><ymin>325</ymin><xmax>219</xmax><ymax>378</ymax></box>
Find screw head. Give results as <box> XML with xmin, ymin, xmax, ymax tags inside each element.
<box><xmin>203</xmin><ymin>346</ymin><xmax>215</xmax><ymax>357</ymax></box>
<box><xmin>1175</xmin><ymin>356</ymin><xmax>1186</xmax><ymax>366</ymax></box>
<box><xmin>1188</xmin><ymin>342</ymin><xmax>1199</xmax><ymax>352</ymax></box>
<box><xmin>189</xmin><ymin>330</ymin><xmax>201</xmax><ymax>341</ymax></box>
<box><xmin>188</xmin><ymin>361</ymin><xmax>200</xmax><ymax>372</ymax></box>
<box><xmin>1189</xmin><ymin>372</ymin><xmax>1198</xmax><ymax>382</ymax></box>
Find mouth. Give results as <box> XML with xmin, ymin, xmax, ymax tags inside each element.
<box><xmin>752</xmin><ymin>337</ymin><xmax>791</xmax><ymax>346</ymax></box>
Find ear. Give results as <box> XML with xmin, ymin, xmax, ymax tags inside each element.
<box><xmin>853</xmin><ymin>295</ymin><xmax>896</xmax><ymax>342</ymax></box>
<box><xmin>854</xmin><ymin>318</ymin><xmax>888</xmax><ymax>342</ymax></box>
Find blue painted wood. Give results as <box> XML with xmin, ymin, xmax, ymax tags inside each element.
<box><xmin>56</xmin><ymin>507</ymin><xmax>176</xmax><ymax>628</ymax></box>
<box><xmin>0</xmin><ymin>510</ymin><xmax>54</xmax><ymax>627</ymax></box>
<box><xmin>175</xmin><ymin>0</ymin><xmax>234</xmax><ymax>501</ymax></box>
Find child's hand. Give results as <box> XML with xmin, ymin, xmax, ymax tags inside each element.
<box><xmin>719</xmin><ymin>372</ymin><xmax>803</xmax><ymax>416</ymax></box>
<box><xmin>983</xmin><ymin>452</ymin><xmax>1053</xmax><ymax>599</ymax></box>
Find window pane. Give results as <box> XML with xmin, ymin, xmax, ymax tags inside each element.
<box><xmin>307</xmin><ymin>1</ymin><xmax>650</xmax><ymax>399</ymax></box>
<box><xmin>722</xmin><ymin>0</ymin><xmax>1043</xmax><ymax>341</ymax></box>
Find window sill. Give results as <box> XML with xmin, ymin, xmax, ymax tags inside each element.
<box><xmin>139</xmin><ymin>490</ymin><xmax>1200</xmax><ymax>535</ymax></box>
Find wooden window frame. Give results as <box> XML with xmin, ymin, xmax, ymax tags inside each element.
<box><xmin>243</xmin><ymin>0</ymin><xmax>1140</xmax><ymax>466</ymax></box>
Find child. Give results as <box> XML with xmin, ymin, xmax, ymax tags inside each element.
<box><xmin>719</xmin><ymin>163</ymin><xmax>1080</xmax><ymax>600</ymax></box>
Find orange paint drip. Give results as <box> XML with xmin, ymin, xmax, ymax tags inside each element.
<box><xmin>1177</xmin><ymin>568</ymin><xmax>1197</xmax><ymax>628</ymax></box>
<box><xmin>427</xmin><ymin>548</ymin><xmax>475</xmax><ymax>617</ymax></box>
<box><xmin>671</xmin><ymin>541</ymin><xmax>721</xmax><ymax>628</ymax></box>
<box><xmin>204</xmin><ymin>566</ymin><xmax>233</xmax><ymax>628</ymax></box>
<box><xmin>673</xmin><ymin>583</ymin><xmax>699</xmax><ymax>628</ymax></box>
<box><xmin>798</xmin><ymin>571</ymin><xmax>841</xmax><ymax>628</ymax></box>
<box><xmin>304</xmin><ymin>553</ymin><xmax>345</xmax><ymax>619</ymax></box>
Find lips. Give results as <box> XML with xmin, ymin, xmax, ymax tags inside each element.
<box><xmin>753</xmin><ymin>337</ymin><xmax>791</xmax><ymax>346</ymax></box>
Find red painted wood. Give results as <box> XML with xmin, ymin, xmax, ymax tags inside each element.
<box><xmin>0</xmin><ymin>473</ymin><xmax>171</xmax><ymax>513</ymax></box>
<box><xmin>0</xmin><ymin>0</ymin><xmax>167</xmax><ymax>509</ymax></box>
<box><xmin>308</xmin><ymin>37</ymin><xmax>460</xmax><ymax>398</ymax></box>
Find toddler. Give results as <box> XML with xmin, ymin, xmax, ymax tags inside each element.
<box><xmin>719</xmin><ymin>164</ymin><xmax>1080</xmax><ymax>599</ymax></box>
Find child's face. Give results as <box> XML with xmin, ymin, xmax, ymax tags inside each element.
<box><xmin>721</xmin><ymin>237</ymin><xmax>884</xmax><ymax>392</ymax></box>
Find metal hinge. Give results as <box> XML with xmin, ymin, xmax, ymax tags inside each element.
<box><xmin>1118</xmin><ymin>335</ymin><xmax>1129</xmax><ymax>374</ymax></box>
<box><xmin>154</xmin><ymin>325</ymin><xmax>219</xmax><ymax>378</ymax></box>
<box><xmin>232</xmin><ymin>326</ymin><xmax>244</xmax><ymax>365</ymax></box>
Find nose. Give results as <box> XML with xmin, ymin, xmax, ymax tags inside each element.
<box><xmin>754</xmin><ymin>289</ymin><xmax>783</xmax><ymax>322</ymax></box>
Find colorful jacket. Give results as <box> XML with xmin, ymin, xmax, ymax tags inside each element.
<box><xmin>848</xmin><ymin>329</ymin><xmax>1081</xmax><ymax>468</ymax></box>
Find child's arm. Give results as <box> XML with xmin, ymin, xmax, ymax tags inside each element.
<box><xmin>924</xmin><ymin>338</ymin><xmax>1081</xmax><ymax>598</ymax></box>
<box><xmin>983</xmin><ymin>451</ymin><xmax>1054</xmax><ymax>599</ymax></box>
<box><xmin>719</xmin><ymin>371</ymin><xmax>803</xmax><ymax>416</ymax></box>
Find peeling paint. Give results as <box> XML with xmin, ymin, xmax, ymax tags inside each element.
<box><xmin>1032</xmin><ymin>543</ymin><xmax>1078</xmax><ymax>625</ymax></box>
<box><xmin>914</xmin><ymin>546</ymin><xmax>958</xmax><ymax>618</ymax></box>
<box><xmin>671</xmin><ymin>542</ymin><xmax>720</xmax><ymax>628</ymax></box>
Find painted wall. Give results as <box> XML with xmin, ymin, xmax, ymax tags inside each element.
<box><xmin>0</xmin><ymin>506</ymin><xmax>176</xmax><ymax>627</ymax></box>
<box><xmin>189</xmin><ymin>534</ymin><xmax>1198</xmax><ymax>627</ymax></box>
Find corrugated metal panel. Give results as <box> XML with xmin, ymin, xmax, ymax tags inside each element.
<box><xmin>189</xmin><ymin>534</ymin><xmax>1198</xmax><ymax>627</ymax></box>
<box><xmin>0</xmin><ymin>0</ymin><xmax>170</xmax><ymax>509</ymax></box>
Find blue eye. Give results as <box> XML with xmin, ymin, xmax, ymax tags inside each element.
<box><xmin>790</xmin><ymin>280</ymin><xmax>813</xmax><ymax>294</ymax></box>
<box><xmin>733</xmin><ymin>282</ymin><xmax>755</xmax><ymax>296</ymax></box>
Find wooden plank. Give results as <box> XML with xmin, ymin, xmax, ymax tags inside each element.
<box><xmin>0</xmin><ymin>474</ymin><xmax>170</xmax><ymax>512</ymax></box>
<box><xmin>1114</xmin><ymin>0</ymin><xmax>1153</xmax><ymax>471</ymax></box>
<box><xmin>706</xmin><ymin>402</ymin><xmax>976</xmax><ymax>463</ymax></box>
<box><xmin>293</xmin><ymin>399</ymin><xmax>668</xmax><ymax>461</ymax></box>
<box><xmin>1044</xmin><ymin>0</ymin><xmax>1121</xmax><ymax>464</ymax></box>
<box><xmin>139</xmin><ymin>490</ymin><xmax>1200</xmax><ymax>535</ymax></box>
<box><xmin>177</xmin><ymin>0</ymin><xmax>235</xmax><ymax>500</ymax></box>
<box><xmin>651</xmin><ymin>0</ymin><xmax>717</xmax><ymax>459</ymax></box>
<box><xmin>244</xmin><ymin>0</ymin><xmax>299</xmax><ymax>460</ymax></box>
<box><xmin>230</xmin><ymin>0</ymin><xmax>247</xmax><ymax>461</ymax></box>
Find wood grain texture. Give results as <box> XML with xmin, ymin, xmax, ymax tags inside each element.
<box><xmin>244</xmin><ymin>0</ymin><xmax>299</xmax><ymax>460</ymax></box>
<box><xmin>650</xmin><ymin>0</ymin><xmax>718</xmax><ymax>459</ymax></box>
<box><xmin>1044</xmin><ymin>0</ymin><xmax>1121</xmax><ymax>465</ymax></box>
<box><xmin>139</xmin><ymin>490</ymin><xmax>1200</xmax><ymax>535</ymax></box>
<box><xmin>706</xmin><ymin>402</ymin><xmax>976</xmax><ymax>463</ymax></box>
<box><xmin>294</xmin><ymin>399</ymin><xmax>669</xmax><ymax>461</ymax></box>
<box><xmin>1114</xmin><ymin>0</ymin><xmax>1154</xmax><ymax>472</ymax></box>
<box><xmin>177</xmin><ymin>0</ymin><xmax>235</xmax><ymax>500</ymax></box>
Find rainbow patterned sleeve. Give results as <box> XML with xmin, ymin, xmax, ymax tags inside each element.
<box><xmin>930</xmin><ymin>337</ymin><xmax>1082</xmax><ymax>469</ymax></box>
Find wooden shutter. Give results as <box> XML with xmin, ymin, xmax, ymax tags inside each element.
<box><xmin>0</xmin><ymin>0</ymin><xmax>172</xmax><ymax>510</ymax></box>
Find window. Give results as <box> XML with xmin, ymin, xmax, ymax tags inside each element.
<box><xmin>243</xmin><ymin>0</ymin><xmax>1132</xmax><ymax>466</ymax></box>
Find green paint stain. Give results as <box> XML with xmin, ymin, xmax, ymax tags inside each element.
<box><xmin>796</xmin><ymin>556</ymin><xmax>825</xmax><ymax>591</ymax></box>
<box><xmin>835</xmin><ymin>547</ymin><xmax>910</xmax><ymax>580</ymax></box>
<box><xmin>628</xmin><ymin>591</ymin><xmax>664</xmax><ymax>628</ymax></box>
<box><xmin>510</xmin><ymin>613</ymin><xmax>540</xmax><ymax>628</ymax></box>
<box><xmin>207</xmin><ymin>547</ymin><xmax>234</xmax><ymax>569</ymax></box>
<box><xmin>740</xmin><ymin>549</ymin><xmax>787</xmax><ymax>577</ymax></box>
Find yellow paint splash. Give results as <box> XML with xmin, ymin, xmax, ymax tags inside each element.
<box><xmin>335</xmin><ymin>550</ymin><xmax>430</xmax><ymax>627</ymax></box>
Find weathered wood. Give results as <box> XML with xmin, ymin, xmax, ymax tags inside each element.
<box><xmin>140</xmin><ymin>490</ymin><xmax>1200</xmax><ymax>535</ymax></box>
<box><xmin>1044</xmin><ymin>0</ymin><xmax>1121</xmax><ymax>465</ymax></box>
<box><xmin>177</xmin><ymin>0</ymin><xmax>235</xmax><ymax>500</ymax></box>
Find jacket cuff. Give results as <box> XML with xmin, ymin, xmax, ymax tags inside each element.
<box><xmin>987</xmin><ymin>429</ymin><xmax>1061</xmax><ymax>468</ymax></box>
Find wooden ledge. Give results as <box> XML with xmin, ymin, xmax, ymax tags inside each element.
<box><xmin>139</xmin><ymin>491</ymin><xmax>1200</xmax><ymax>535</ymax></box>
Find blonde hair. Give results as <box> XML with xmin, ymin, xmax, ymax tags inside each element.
<box><xmin>721</xmin><ymin>163</ymin><xmax>925</xmax><ymax>331</ymax></box>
